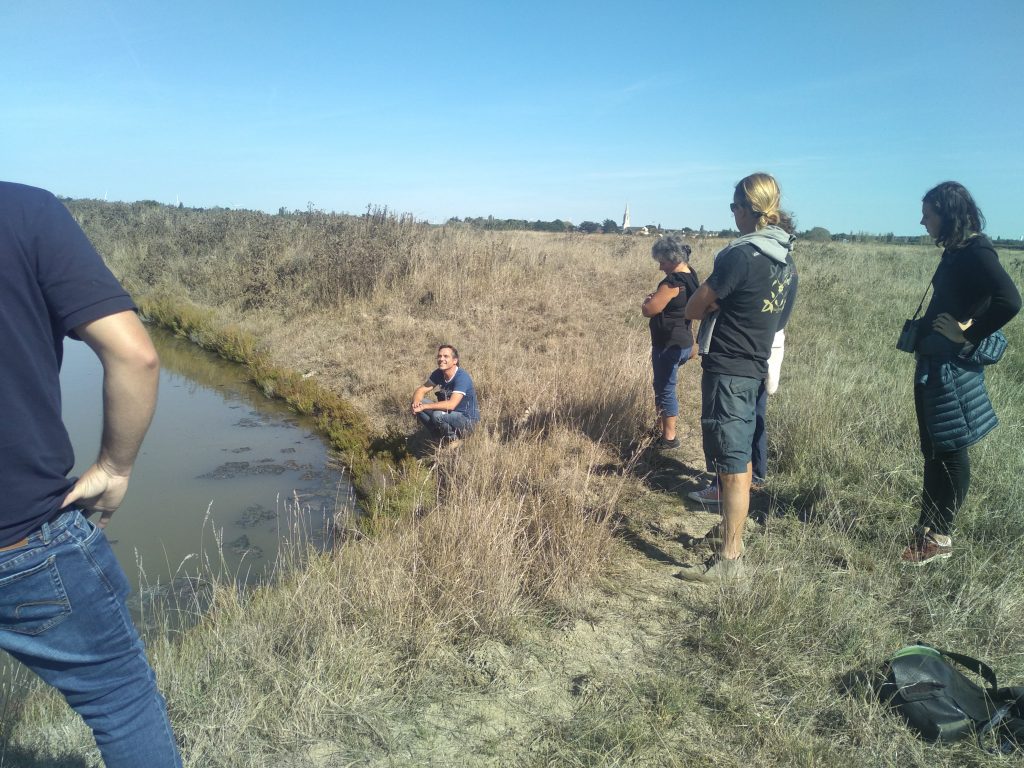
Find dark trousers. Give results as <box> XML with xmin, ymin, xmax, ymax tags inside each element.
<box><xmin>751</xmin><ymin>381</ymin><xmax>769</xmax><ymax>484</ymax></box>
<box><xmin>914</xmin><ymin>385</ymin><xmax>971</xmax><ymax>535</ymax></box>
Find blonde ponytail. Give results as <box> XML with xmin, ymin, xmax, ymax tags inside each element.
<box><xmin>735</xmin><ymin>172</ymin><xmax>796</xmax><ymax>234</ymax></box>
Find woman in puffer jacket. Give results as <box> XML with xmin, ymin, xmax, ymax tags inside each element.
<box><xmin>902</xmin><ymin>182</ymin><xmax>1021</xmax><ymax>565</ymax></box>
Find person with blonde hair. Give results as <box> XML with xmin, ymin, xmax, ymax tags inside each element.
<box><xmin>641</xmin><ymin>235</ymin><xmax>699</xmax><ymax>448</ymax></box>
<box><xmin>679</xmin><ymin>173</ymin><xmax>797</xmax><ymax>583</ymax></box>
<box><xmin>687</xmin><ymin>280</ymin><xmax>797</xmax><ymax>502</ymax></box>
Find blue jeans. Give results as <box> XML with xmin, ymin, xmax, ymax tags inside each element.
<box><xmin>0</xmin><ymin>509</ymin><xmax>181</xmax><ymax>767</ymax></box>
<box><xmin>417</xmin><ymin>409</ymin><xmax>475</xmax><ymax>439</ymax></box>
<box><xmin>651</xmin><ymin>345</ymin><xmax>693</xmax><ymax>418</ymax></box>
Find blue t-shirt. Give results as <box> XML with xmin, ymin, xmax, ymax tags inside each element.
<box><xmin>1</xmin><ymin>182</ymin><xmax>136</xmax><ymax>546</ymax></box>
<box><xmin>428</xmin><ymin>367</ymin><xmax>480</xmax><ymax>422</ymax></box>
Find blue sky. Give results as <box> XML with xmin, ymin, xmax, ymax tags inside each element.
<box><xmin>3</xmin><ymin>0</ymin><xmax>1023</xmax><ymax>236</ymax></box>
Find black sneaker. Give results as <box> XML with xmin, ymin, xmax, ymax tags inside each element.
<box><xmin>655</xmin><ymin>436</ymin><xmax>681</xmax><ymax>449</ymax></box>
<box><xmin>686</xmin><ymin>482</ymin><xmax>721</xmax><ymax>505</ymax></box>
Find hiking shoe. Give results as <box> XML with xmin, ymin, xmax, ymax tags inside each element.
<box><xmin>655</xmin><ymin>436</ymin><xmax>681</xmax><ymax>449</ymax></box>
<box><xmin>687</xmin><ymin>482</ymin><xmax>720</xmax><ymax>505</ymax></box>
<box><xmin>676</xmin><ymin>554</ymin><xmax>746</xmax><ymax>584</ymax></box>
<box><xmin>900</xmin><ymin>530</ymin><xmax>952</xmax><ymax>566</ymax></box>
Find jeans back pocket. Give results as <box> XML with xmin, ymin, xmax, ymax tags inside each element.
<box><xmin>0</xmin><ymin>556</ymin><xmax>71</xmax><ymax>636</ymax></box>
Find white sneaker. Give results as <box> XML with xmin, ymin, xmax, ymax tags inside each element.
<box><xmin>687</xmin><ymin>482</ymin><xmax>720</xmax><ymax>505</ymax></box>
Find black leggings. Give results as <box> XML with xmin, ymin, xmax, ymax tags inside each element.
<box><xmin>914</xmin><ymin>386</ymin><xmax>971</xmax><ymax>535</ymax></box>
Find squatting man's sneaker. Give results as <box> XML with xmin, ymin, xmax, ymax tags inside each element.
<box><xmin>901</xmin><ymin>529</ymin><xmax>952</xmax><ymax>565</ymax></box>
<box><xmin>687</xmin><ymin>481</ymin><xmax>721</xmax><ymax>505</ymax></box>
<box><xmin>676</xmin><ymin>553</ymin><xmax>746</xmax><ymax>584</ymax></box>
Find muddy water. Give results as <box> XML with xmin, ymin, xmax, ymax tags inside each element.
<box><xmin>59</xmin><ymin>325</ymin><xmax>350</xmax><ymax>597</ymax></box>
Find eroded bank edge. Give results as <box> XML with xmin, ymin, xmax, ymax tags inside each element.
<box><xmin>137</xmin><ymin>292</ymin><xmax>434</xmax><ymax>522</ymax></box>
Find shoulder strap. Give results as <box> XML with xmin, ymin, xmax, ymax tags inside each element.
<box><xmin>910</xmin><ymin>283</ymin><xmax>931</xmax><ymax>321</ymax></box>
<box><xmin>927</xmin><ymin>646</ymin><xmax>1024</xmax><ymax>753</ymax></box>
<box><xmin>938</xmin><ymin>648</ymin><xmax>998</xmax><ymax>690</ymax></box>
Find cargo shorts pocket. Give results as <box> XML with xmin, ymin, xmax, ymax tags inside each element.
<box><xmin>700</xmin><ymin>415</ymin><xmax>727</xmax><ymax>457</ymax></box>
<box><xmin>0</xmin><ymin>556</ymin><xmax>71</xmax><ymax>635</ymax></box>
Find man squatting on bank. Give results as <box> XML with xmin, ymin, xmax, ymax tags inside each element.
<box><xmin>411</xmin><ymin>344</ymin><xmax>481</xmax><ymax>441</ymax></box>
<box><xmin>0</xmin><ymin>182</ymin><xmax>182</xmax><ymax>766</ymax></box>
<box><xmin>678</xmin><ymin>172</ymin><xmax>797</xmax><ymax>584</ymax></box>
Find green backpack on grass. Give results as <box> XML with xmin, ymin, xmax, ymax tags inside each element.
<box><xmin>881</xmin><ymin>644</ymin><xmax>1024</xmax><ymax>753</ymax></box>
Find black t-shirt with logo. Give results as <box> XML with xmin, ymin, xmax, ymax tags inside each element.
<box><xmin>702</xmin><ymin>243</ymin><xmax>795</xmax><ymax>379</ymax></box>
<box><xmin>649</xmin><ymin>268</ymin><xmax>700</xmax><ymax>349</ymax></box>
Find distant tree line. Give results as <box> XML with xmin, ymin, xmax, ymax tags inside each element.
<box><xmin>447</xmin><ymin>216</ymin><xmax>648</xmax><ymax>235</ymax></box>
<box><xmin>448</xmin><ymin>217</ymin><xmax>1024</xmax><ymax>247</ymax></box>
<box><xmin>446</xmin><ymin>216</ymin><xmax>575</xmax><ymax>233</ymax></box>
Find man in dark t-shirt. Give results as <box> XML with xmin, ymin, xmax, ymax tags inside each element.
<box><xmin>0</xmin><ymin>182</ymin><xmax>181</xmax><ymax>766</ymax></box>
<box><xmin>680</xmin><ymin>180</ymin><xmax>796</xmax><ymax>584</ymax></box>
<box><xmin>411</xmin><ymin>344</ymin><xmax>480</xmax><ymax>443</ymax></box>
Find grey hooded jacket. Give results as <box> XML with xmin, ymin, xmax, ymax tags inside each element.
<box><xmin>696</xmin><ymin>226</ymin><xmax>795</xmax><ymax>354</ymax></box>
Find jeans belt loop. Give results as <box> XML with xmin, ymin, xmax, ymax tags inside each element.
<box><xmin>41</xmin><ymin>520</ymin><xmax>52</xmax><ymax>544</ymax></box>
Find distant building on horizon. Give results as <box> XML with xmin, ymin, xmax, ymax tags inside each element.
<box><xmin>621</xmin><ymin>203</ymin><xmax>651</xmax><ymax>235</ymax></box>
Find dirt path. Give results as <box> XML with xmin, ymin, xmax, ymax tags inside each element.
<box><xmin>288</xmin><ymin>425</ymin><xmax>746</xmax><ymax>767</ymax></box>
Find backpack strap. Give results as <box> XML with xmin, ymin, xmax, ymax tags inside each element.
<box><xmin>938</xmin><ymin>648</ymin><xmax>999</xmax><ymax>690</ymax></box>
<box><xmin>935</xmin><ymin>649</ymin><xmax>1024</xmax><ymax>753</ymax></box>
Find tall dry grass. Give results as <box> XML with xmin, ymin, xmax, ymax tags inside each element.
<box><xmin>7</xmin><ymin>200</ymin><xmax>1020</xmax><ymax>766</ymax></box>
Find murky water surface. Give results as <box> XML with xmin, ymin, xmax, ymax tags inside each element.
<box><xmin>60</xmin><ymin>326</ymin><xmax>349</xmax><ymax>595</ymax></box>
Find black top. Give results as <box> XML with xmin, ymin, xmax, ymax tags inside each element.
<box><xmin>702</xmin><ymin>243</ymin><xmax>796</xmax><ymax>378</ymax></box>
<box><xmin>919</xmin><ymin>235</ymin><xmax>1021</xmax><ymax>349</ymax></box>
<box><xmin>0</xmin><ymin>182</ymin><xmax>135</xmax><ymax>546</ymax></box>
<box><xmin>649</xmin><ymin>268</ymin><xmax>700</xmax><ymax>348</ymax></box>
<box><xmin>776</xmin><ymin>261</ymin><xmax>799</xmax><ymax>331</ymax></box>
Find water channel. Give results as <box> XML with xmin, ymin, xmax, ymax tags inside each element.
<box><xmin>60</xmin><ymin>325</ymin><xmax>351</xmax><ymax>599</ymax></box>
<box><xmin>0</xmin><ymin>327</ymin><xmax>350</xmax><ymax>700</ymax></box>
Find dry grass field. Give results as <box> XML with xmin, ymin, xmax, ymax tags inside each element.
<box><xmin>3</xmin><ymin>201</ymin><xmax>1023</xmax><ymax>767</ymax></box>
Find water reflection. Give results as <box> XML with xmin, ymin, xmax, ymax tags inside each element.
<box><xmin>60</xmin><ymin>325</ymin><xmax>350</xmax><ymax>597</ymax></box>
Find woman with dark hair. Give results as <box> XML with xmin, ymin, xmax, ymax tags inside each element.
<box><xmin>902</xmin><ymin>181</ymin><xmax>1021</xmax><ymax>565</ymax></box>
<box><xmin>641</xmin><ymin>236</ymin><xmax>699</xmax><ymax>448</ymax></box>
